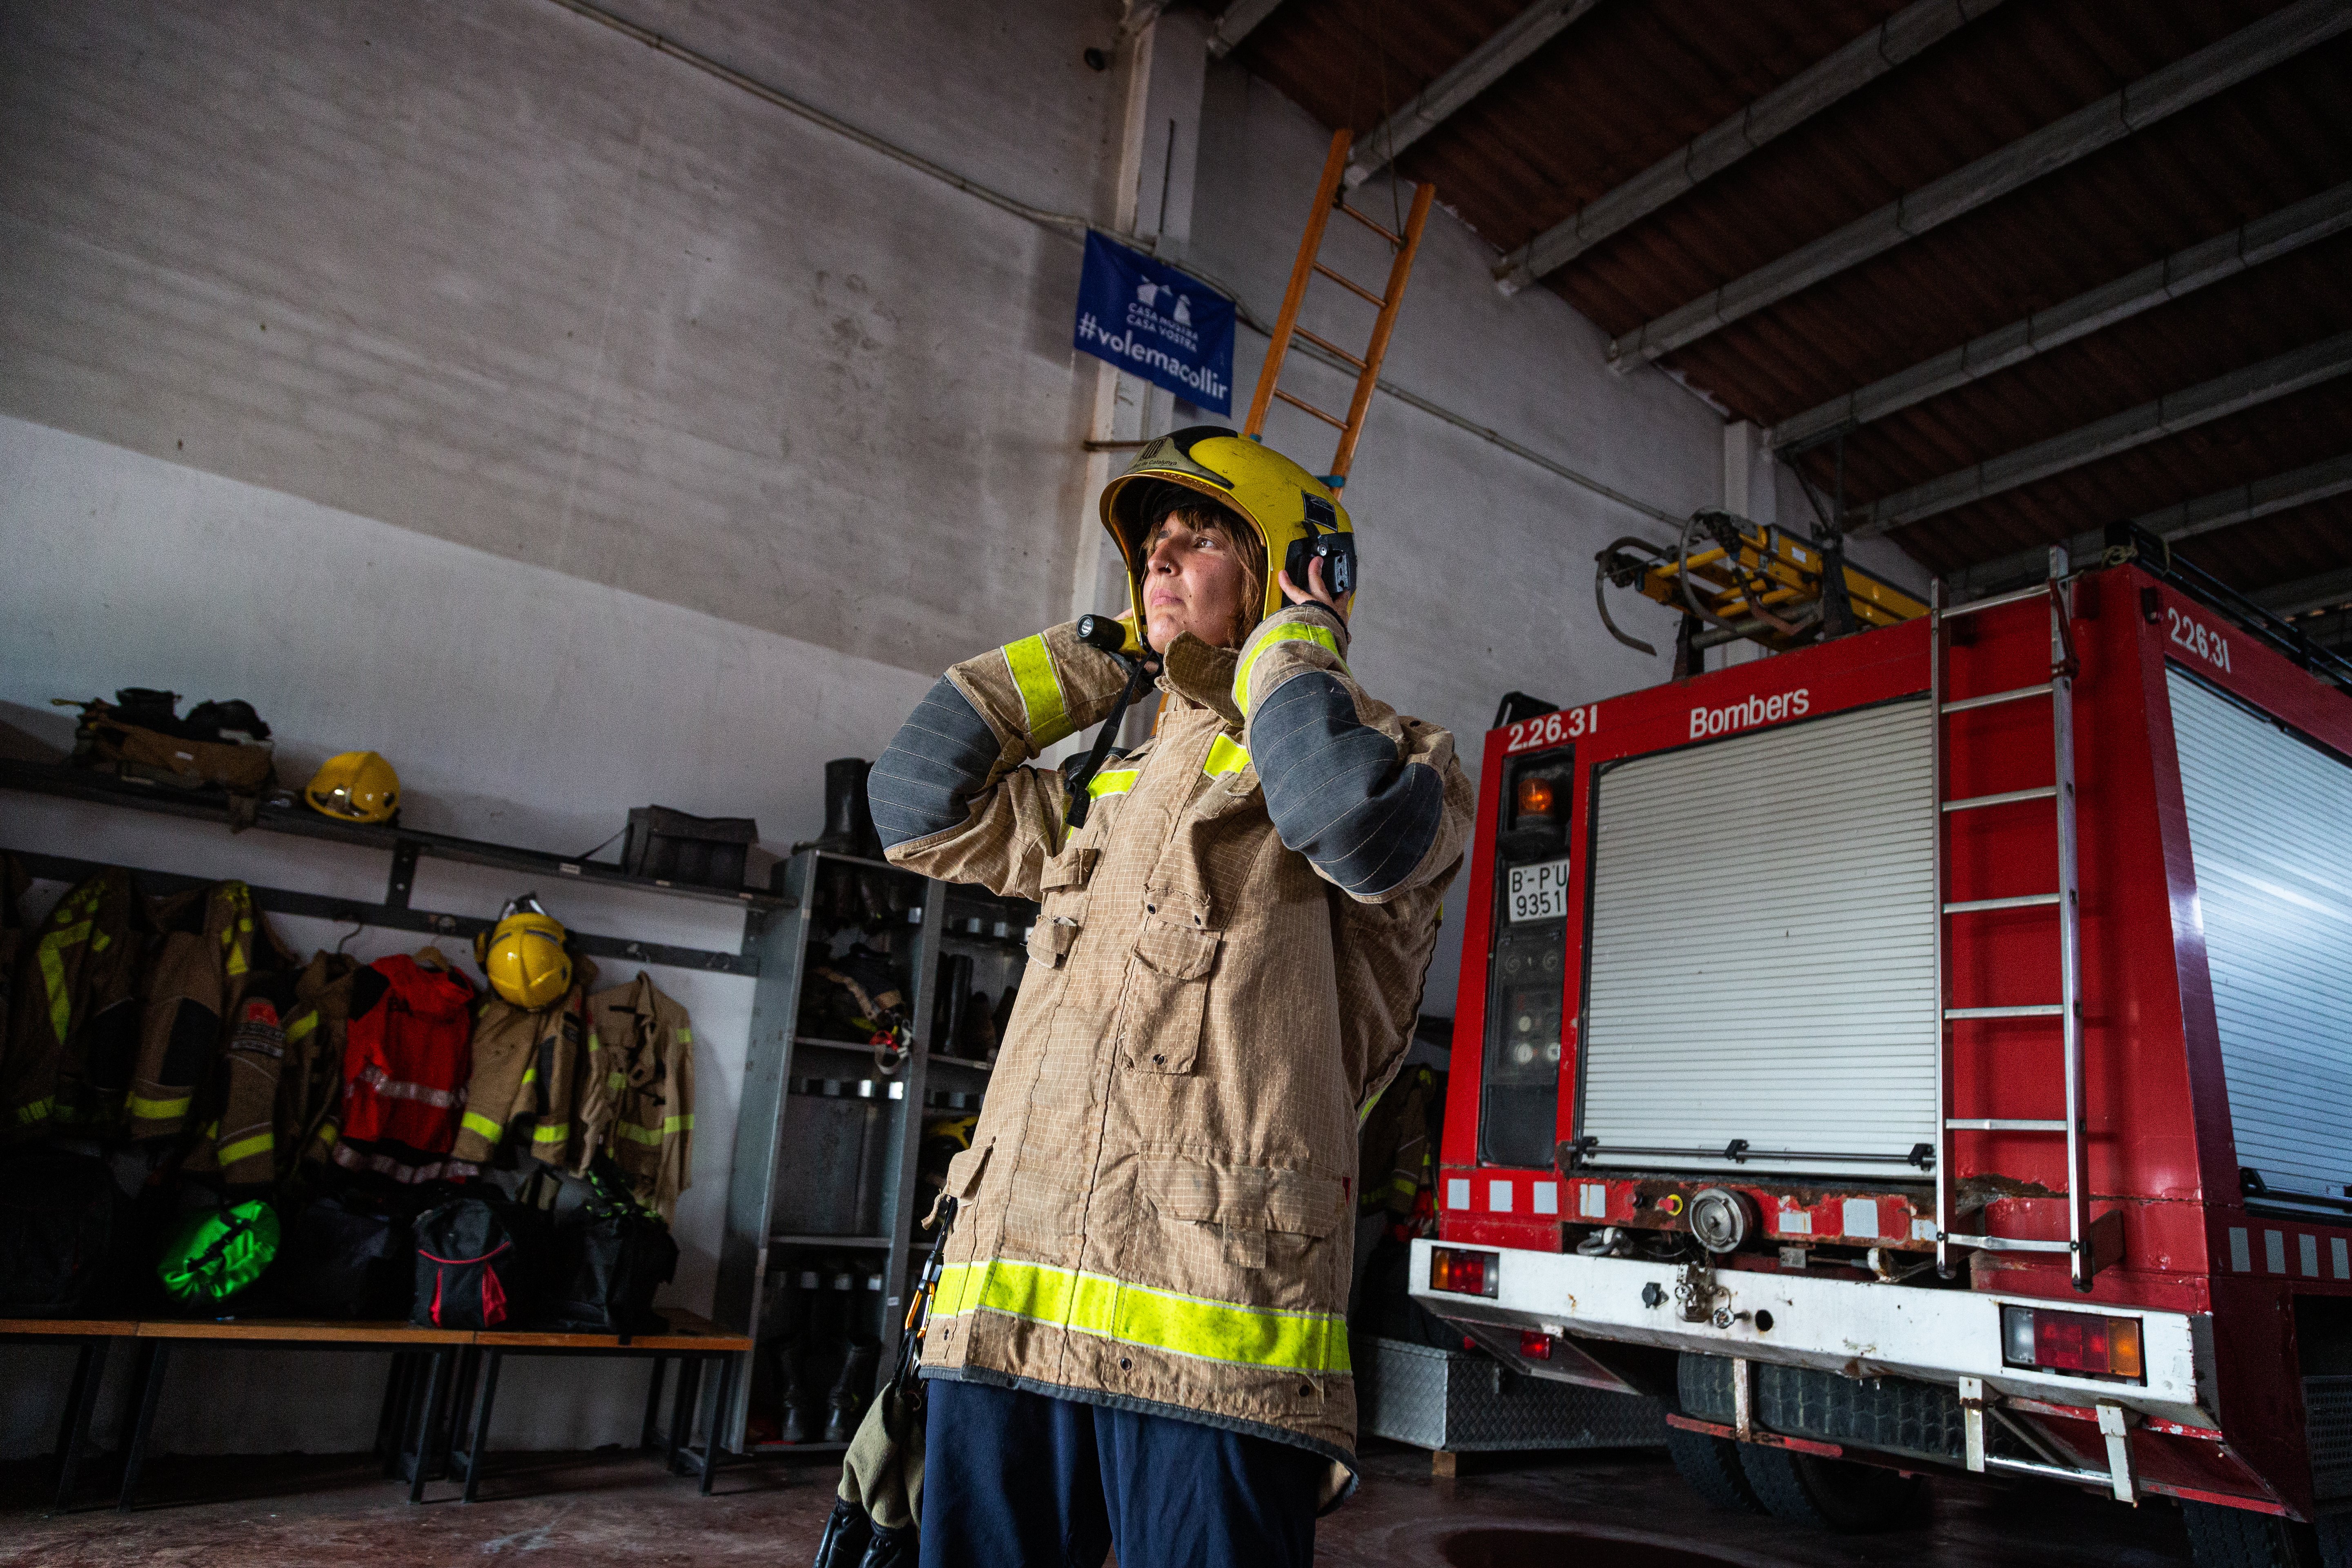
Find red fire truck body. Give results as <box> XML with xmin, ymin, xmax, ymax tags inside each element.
<box><xmin>1414</xmin><ymin>560</ymin><xmax>2352</xmax><ymax>1529</ymax></box>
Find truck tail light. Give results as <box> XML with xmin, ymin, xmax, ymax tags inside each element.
<box><xmin>1519</xmin><ymin>1331</ymin><xmax>1554</xmax><ymax>1360</ymax></box>
<box><xmin>1430</xmin><ymin>1247</ymin><xmax>1499</xmax><ymax>1298</ymax></box>
<box><xmin>2002</xmin><ymin>1305</ymin><xmax>2144</xmax><ymax>1382</ymax></box>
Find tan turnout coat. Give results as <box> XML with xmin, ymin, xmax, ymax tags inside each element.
<box><xmin>886</xmin><ymin>606</ymin><xmax>1471</xmax><ymax>1501</ymax></box>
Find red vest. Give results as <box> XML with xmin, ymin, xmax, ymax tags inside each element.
<box><xmin>339</xmin><ymin>954</ymin><xmax>475</xmax><ymax>1157</ymax></box>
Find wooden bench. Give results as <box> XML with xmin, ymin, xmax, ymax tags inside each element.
<box><xmin>6</xmin><ymin>1312</ymin><xmax>753</xmax><ymax>1510</ymax></box>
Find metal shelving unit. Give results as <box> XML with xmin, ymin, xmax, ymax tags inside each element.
<box><xmin>0</xmin><ymin>759</ymin><xmax>785</xmax><ymax>975</ymax></box>
<box><xmin>712</xmin><ymin>847</ymin><xmax>1033</xmax><ymax>1451</ymax></box>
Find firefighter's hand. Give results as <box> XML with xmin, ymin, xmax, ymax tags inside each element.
<box><xmin>1277</xmin><ymin>557</ymin><xmax>1349</xmax><ymax>621</ymax></box>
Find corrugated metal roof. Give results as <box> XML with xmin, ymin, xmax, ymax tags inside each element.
<box><xmin>1236</xmin><ymin>0</ymin><xmax>2350</xmax><ymax>603</ymax></box>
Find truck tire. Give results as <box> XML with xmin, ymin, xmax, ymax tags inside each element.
<box><xmin>1736</xmin><ymin>1443</ymin><xmax>1925</xmax><ymax>1532</ymax></box>
<box><xmin>2180</xmin><ymin>1500</ymin><xmax>2322</xmax><ymax>1568</ymax></box>
<box><xmin>1665</xmin><ymin>1425</ymin><xmax>1768</xmax><ymax>1515</ymax></box>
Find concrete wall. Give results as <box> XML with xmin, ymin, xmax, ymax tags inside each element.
<box><xmin>0</xmin><ymin>0</ymin><xmax>1918</xmax><ymax>1457</ymax></box>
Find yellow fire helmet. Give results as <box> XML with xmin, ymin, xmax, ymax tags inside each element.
<box><xmin>303</xmin><ymin>751</ymin><xmax>401</xmax><ymax>824</ymax></box>
<box><xmin>1097</xmin><ymin>427</ymin><xmax>1356</xmax><ymax>644</ymax></box>
<box><xmin>474</xmin><ymin>894</ymin><xmax>572</xmax><ymax>1010</ymax></box>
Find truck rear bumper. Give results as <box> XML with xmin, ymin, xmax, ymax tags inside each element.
<box><xmin>1408</xmin><ymin>1238</ymin><xmax>2217</xmax><ymax>1432</ymax></box>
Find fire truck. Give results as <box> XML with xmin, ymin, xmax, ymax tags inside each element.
<box><xmin>1412</xmin><ymin>522</ymin><xmax>2352</xmax><ymax>1564</ymax></box>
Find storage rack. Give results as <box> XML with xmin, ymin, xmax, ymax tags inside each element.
<box><xmin>712</xmin><ymin>847</ymin><xmax>1032</xmax><ymax>1453</ymax></box>
<box><xmin>0</xmin><ymin>759</ymin><xmax>784</xmax><ymax>976</ymax></box>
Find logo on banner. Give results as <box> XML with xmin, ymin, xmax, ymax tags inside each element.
<box><xmin>1075</xmin><ymin>232</ymin><xmax>1234</xmax><ymax>414</ymax></box>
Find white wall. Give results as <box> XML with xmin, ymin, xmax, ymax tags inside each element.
<box><xmin>0</xmin><ymin>0</ymin><xmax>1918</xmax><ymax>1457</ymax></box>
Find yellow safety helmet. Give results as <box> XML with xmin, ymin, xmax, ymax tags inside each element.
<box><xmin>474</xmin><ymin>894</ymin><xmax>572</xmax><ymax>1010</ymax></box>
<box><xmin>1097</xmin><ymin>427</ymin><xmax>1356</xmax><ymax>639</ymax></box>
<box><xmin>304</xmin><ymin>751</ymin><xmax>401</xmax><ymax>824</ymax></box>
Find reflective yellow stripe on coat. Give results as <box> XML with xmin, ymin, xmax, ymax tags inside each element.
<box><xmin>934</xmin><ymin>1259</ymin><xmax>1351</xmax><ymax>1376</ymax></box>
<box><xmin>1086</xmin><ymin>768</ymin><xmax>1139</xmax><ymax>801</ymax></box>
<box><xmin>1003</xmin><ymin>635</ymin><xmax>1074</xmax><ymax>747</ymax></box>
<box><xmin>1231</xmin><ymin>622</ymin><xmax>1345</xmax><ymax>716</ymax></box>
<box><xmin>1202</xmin><ymin>735</ymin><xmax>1250</xmax><ymax>777</ymax></box>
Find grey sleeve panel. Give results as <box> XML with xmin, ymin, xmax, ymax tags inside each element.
<box><xmin>869</xmin><ymin>677</ymin><xmax>1003</xmax><ymax>850</ymax></box>
<box><xmin>1251</xmin><ymin>671</ymin><xmax>1445</xmax><ymax>900</ymax></box>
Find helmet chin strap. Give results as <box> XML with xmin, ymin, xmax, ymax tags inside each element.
<box><xmin>1062</xmin><ymin>617</ymin><xmax>1163</xmax><ymax>830</ymax></box>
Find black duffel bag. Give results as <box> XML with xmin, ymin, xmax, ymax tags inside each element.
<box><xmin>0</xmin><ymin>1149</ymin><xmax>136</xmax><ymax>1318</ymax></box>
<box><xmin>539</xmin><ymin>1193</ymin><xmax>679</xmax><ymax>1334</ymax></box>
<box><xmin>539</xmin><ymin>1213</ymin><xmax>673</xmax><ymax>1335</ymax></box>
<box><xmin>412</xmin><ymin>1192</ymin><xmax>550</xmax><ymax>1330</ymax></box>
<box><xmin>274</xmin><ymin>1185</ymin><xmax>418</xmax><ymax>1319</ymax></box>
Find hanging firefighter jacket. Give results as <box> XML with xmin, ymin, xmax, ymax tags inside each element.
<box><xmin>203</xmin><ymin>971</ymin><xmax>302</xmax><ymax>1190</ymax></box>
<box><xmin>2</xmin><ymin>869</ymin><xmax>145</xmax><ymax>1137</ymax></box>
<box><xmin>336</xmin><ymin>949</ymin><xmax>476</xmax><ymax>1183</ymax></box>
<box><xmin>581</xmin><ymin>973</ymin><xmax>695</xmax><ymax>1221</ymax></box>
<box><xmin>450</xmin><ymin>969</ymin><xmax>593</xmax><ymax>1176</ymax></box>
<box><xmin>1357</xmin><ymin>1065</ymin><xmax>1439</xmax><ymax>1227</ymax></box>
<box><xmin>131</xmin><ymin>882</ymin><xmax>281</xmax><ymax>1141</ymax></box>
<box><xmin>0</xmin><ymin>855</ymin><xmax>26</xmax><ymax>1080</ymax></box>
<box><xmin>283</xmin><ymin>953</ymin><xmax>376</xmax><ymax>1174</ymax></box>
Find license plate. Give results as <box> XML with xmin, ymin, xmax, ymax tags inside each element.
<box><xmin>1506</xmin><ymin>858</ymin><xmax>1571</xmax><ymax>923</ymax></box>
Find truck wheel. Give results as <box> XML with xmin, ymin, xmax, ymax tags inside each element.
<box><xmin>1736</xmin><ymin>1443</ymin><xmax>1925</xmax><ymax>1532</ymax></box>
<box><xmin>1665</xmin><ymin>1425</ymin><xmax>1767</xmax><ymax>1515</ymax></box>
<box><xmin>2180</xmin><ymin>1500</ymin><xmax>2321</xmax><ymax>1568</ymax></box>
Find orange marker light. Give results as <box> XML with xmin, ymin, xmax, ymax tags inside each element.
<box><xmin>1516</xmin><ymin>775</ymin><xmax>1556</xmax><ymax>818</ymax></box>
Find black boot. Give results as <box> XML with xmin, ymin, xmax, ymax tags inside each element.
<box><xmin>825</xmin><ymin>1341</ymin><xmax>881</xmax><ymax>1443</ymax></box>
<box><xmin>846</xmin><ymin>761</ymin><xmax>884</xmax><ymax>861</ymax></box>
<box><xmin>815</xmin><ymin>759</ymin><xmax>869</xmax><ymax>854</ymax></box>
<box><xmin>780</xmin><ymin>1342</ymin><xmax>824</xmax><ymax>1444</ymax></box>
<box><xmin>933</xmin><ymin>957</ymin><xmax>971</xmax><ymax>1058</ymax></box>
<box><xmin>959</xmin><ymin>991</ymin><xmax>997</xmax><ymax>1062</ymax></box>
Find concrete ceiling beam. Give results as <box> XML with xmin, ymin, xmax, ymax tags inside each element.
<box><xmin>1608</xmin><ymin>0</ymin><xmax>2352</xmax><ymax>372</ymax></box>
<box><xmin>1771</xmin><ymin>182</ymin><xmax>2352</xmax><ymax>451</ymax></box>
<box><xmin>1341</xmin><ymin>0</ymin><xmax>1599</xmax><ymax>189</ymax></box>
<box><xmin>1941</xmin><ymin>451</ymin><xmax>2352</xmax><ymax>599</ymax></box>
<box><xmin>2261</xmin><ymin>565</ymin><xmax>2352</xmax><ymax>619</ymax></box>
<box><xmin>2141</xmin><ymin>450</ymin><xmax>2352</xmax><ymax>544</ymax></box>
<box><xmin>1495</xmin><ymin>0</ymin><xmax>2001</xmax><ymax>296</ymax></box>
<box><xmin>1847</xmin><ymin>330</ymin><xmax>2352</xmax><ymax>539</ymax></box>
<box><xmin>1205</xmin><ymin>0</ymin><xmax>1286</xmax><ymax>59</ymax></box>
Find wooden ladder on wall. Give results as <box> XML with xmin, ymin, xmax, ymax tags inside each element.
<box><xmin>1243</xmin><ymin>128</ymin><xmax>1434</xmax><ymax>487</ymax></box>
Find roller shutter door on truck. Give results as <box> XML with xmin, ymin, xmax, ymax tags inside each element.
<box><xmin>2168</xmin><ymin>668</ymin><xmax>2352</xmax><ymax>1201</ymax></box>
<box><xmin>1580</xmin><ymin>698</ymin><xmax>1939</xmax><ymax>1178</ymax></box>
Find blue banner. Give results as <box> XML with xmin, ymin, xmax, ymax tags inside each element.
<box><xmin>1074</xmin><ymin>232</ymin><xmax>1235</xmax><ymax>416</ymax></box>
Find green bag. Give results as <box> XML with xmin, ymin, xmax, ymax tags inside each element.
<box><xmin>157</xmin><ymin>1200</ymin><xmax>280</xmax><ymax>1308</ymax></box>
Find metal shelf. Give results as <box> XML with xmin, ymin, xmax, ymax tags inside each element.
<box><xmin>0</xmin><ymin>760</ymin><xmax>784</xmax><ymax>977</ymax></box>
<box><xmin>926</xmin><ymin>1053</ymin><xmax>994</xmax><ymax>1075</ymax></box>
<box><xmin>0</xmin><ymin>759</ymin><xmax>789</xmax><ymax>912</ymax></box>
<box><xmin>713</xmin><ymin>850</ymin><xmax>1033</xmax><ymax>1451</ymax></box>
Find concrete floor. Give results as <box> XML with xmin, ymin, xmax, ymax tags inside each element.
<box><xmin>1</xmin><ymin>1439</ymin><xmax>2193</xmax><ymax>1567</ymax></box>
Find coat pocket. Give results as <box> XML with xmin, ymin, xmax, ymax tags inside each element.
<box><xmin>927</xmin><ymin>1139</ymin><xmax>992</xmax><ymax>1229</ymax></box>
<box><xmin>1117</xmin><ymin>919</ymin><xmax>1219</xmax><ymax>1075</ymax></box>
<box><xmin>1140</xmin><ymin>1158</ymin><xmax>1345</xmax><ymax>1274</ymax></box>
<box><xmin>1027</xmin><ymin>909</ymin><xmax>1083</xmax><ymax>969</ymax></box>
<box><xmin>1038</xmin><ymin>847</ymin><xmax>1096</xmax><ymax>894</ymax></box>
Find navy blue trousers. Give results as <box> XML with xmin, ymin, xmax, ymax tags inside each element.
<box><xmin>918</xmin><ymin>1378</ymin><xmax>1323</xmax><ymax>1568</ymax></box>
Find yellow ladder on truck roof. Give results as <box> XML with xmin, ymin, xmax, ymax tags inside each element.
<box><xmin>1243</xmin><ymin>128</ymin><xmax>1434</xmax><ymax>487</ymax></box>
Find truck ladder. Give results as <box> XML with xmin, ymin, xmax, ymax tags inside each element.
<box><xmin>1932</xmin><ymin>546</ymin><xmax>2095</xmax><ymax>1291</ymax></box>
<box><xmin>1241</xmin><ymin>128</ymin><xmax>1434</xmax><ymax>486</ymax></box>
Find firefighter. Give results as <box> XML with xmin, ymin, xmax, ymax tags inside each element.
<box><xmin>869</xmin><ymin>428</ymin><xmax>1472</xmax><ymax>1567</ymax></box>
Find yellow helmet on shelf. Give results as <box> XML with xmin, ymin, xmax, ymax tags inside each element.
<box><xmin>304</xmin><ymin>751</ymin><xmax>401</xmax><ymax>824</ymax></box>
<box><xmin>474</xmin><ymin>894</ymin><xmax>572</xmax><ymax>1010</ymax></box>
<box><xmin>1098</xmin><ymin>426</ymin><xmax>1356</xmax><ymax>627</ymax></box>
